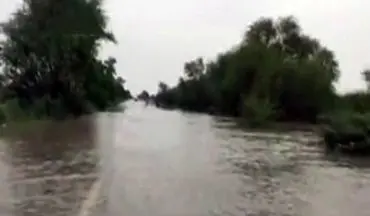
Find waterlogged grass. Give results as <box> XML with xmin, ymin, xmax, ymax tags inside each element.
<box><xmin>0</xmin><ymin>99</ymin><xmax>127</xmax><ymax>125</ymax></box>
<box><xmin>0</xmin><ymin>99</ymin><xmax>73</xmax><ymax>124</ymax></box>
<box><xmin>105</xmin><ymin>103</ymin><xmax>126</xmax><ymax>113</ymax></box>
<box><xmin>241</xmin><ymin>97</ymin><xmax>278</xmax><ymax>127</ymax></box>
<box><xmin>0</xmin><ymin>99</ymin><xmax>34</xmax><ymax>123</ymax></box>
<box><xmin>321</xmin><ymin>111</ymin><xmax>370</xmax><ymax>134</ymax></box>
<box><xmin>319</xmin><ymin>111</ymin><xmax>370</xmax><ymax>151</ymax></box>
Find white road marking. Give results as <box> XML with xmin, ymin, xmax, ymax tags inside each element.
<box><xmin>77</xmin><ymin>179</ymin><xmax>102</xmax><ymax>216</ymax></box>
<box><xmin>10</xmin><ymin>173</ymin><xmax>98</xmax><ymax>184</ymax></box>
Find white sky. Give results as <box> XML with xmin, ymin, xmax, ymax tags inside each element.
<box><xmin>1</xmin><ymin>0</ymin><xmax>370</xmax><ymax>95</ymax></box>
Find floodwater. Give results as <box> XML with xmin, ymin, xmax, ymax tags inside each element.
<box><xmin>2</xmin><ymin>101</ymin><xmax>370</xmax><ymax>216</ymax></box>
<box><xmin>0</xmin><ymin>113</ymin><xmax>115</xmax><ymax>215</ymax></box>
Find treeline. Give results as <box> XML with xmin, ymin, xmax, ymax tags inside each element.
<box><xmin>0</xmin><ymin>0</ymin><xmax>131</xmax><ymax>121</ymax></box>
<box><xmin>155</xmin><ymin>16</ymin><xmax>370</xmax><ymax>125</ymax></box>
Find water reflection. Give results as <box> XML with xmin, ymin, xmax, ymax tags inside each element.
<box><xmin>0</xmin><ymin>116</ymin><xmax>105</xmax><ymax>216</ymax></box>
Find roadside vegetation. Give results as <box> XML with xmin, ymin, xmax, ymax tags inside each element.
<box><xmin>154</xmin><ymin>16</ymin><xmax>370</xmax><ymax>151</ymax></box>
<box><xmin>0</xmin><ymin>0</ymin><xmax>131</xmax><ymax>122</ymax></box>
<box><xmin>155</xmin><ymin>16</ymin><xmax>339</xmax><ymax>123</ymax></box>
<box><xmin>1</xmin><ymin>1</ymin><xmax>369</xmax><ymax>152</ymax></box>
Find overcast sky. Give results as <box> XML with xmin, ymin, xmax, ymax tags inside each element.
<box><xmin>1</xmin><ymin>0</ymin><xmax>370</xmax><ymax>95</ymax></box>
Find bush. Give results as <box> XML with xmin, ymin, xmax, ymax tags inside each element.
<box><xmin>241</xmin><ymin>97</ymin><xmax>278</xmax><ymax>127</ymax></box>
<box><xmin>0</xmin><ymin>106</ymin><xmax>6</xmax><ymax>123</ymax></box>
<box><xmin>321</xmin><ymin>111</ymin><xmax>370</xmax><ymax>148</ymax></box>
<box><xmin>337</xmin><ymin>92</ymin><xmax>370</xmax><ymax>113</ymax></box>
<box><xmin>0</xmin><ymin>99</ymin><xmax>31</xmax><ymax>122</ymax></box>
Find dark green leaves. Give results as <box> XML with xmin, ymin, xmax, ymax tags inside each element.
<box><xmin>155</xmin><ymin>16</ymin><xmax>339</xmax><ymax>123</ymax></box>
<box><xmin>0</xmin><ymin>0</ymin><xmax>130</xmax><ymax>120</ymax></box>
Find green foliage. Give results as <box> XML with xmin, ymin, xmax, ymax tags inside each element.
<box><xmin>322</xmin><ymin>111</ymin><xmax>363</xmax><ymax>134</ymax></box>
<box><xmin>0</xmin><ymin>99</ymin><xmax>32</xmax><ymax>122</ymax></box>
<box><xmin>321</xmin><ymin>111</ymin><xmax>370</xmax><ymax>150</ymax></box>
<box><xmin>155</xmin><ymin>16</ymin><xmax>338</xmax><ymax>123</ymax></box>
<box><xmin>0</xmin><ymin>0</ymin><xmax>130</xmax><ymax>121</ymax></box>
<box><xmin>184</xmin><ymin>57</ymin><xmax>205</xmax><ymax>80</ymax></box>
<box><xmin>336</xmin><ymin>92</ymin><xmax>370</xmax><ymax>113</ymax></box>
<box><xmin>241</xmin><ymin>96</ymin><xmax>277</xmax><ymax>127</ymax></box>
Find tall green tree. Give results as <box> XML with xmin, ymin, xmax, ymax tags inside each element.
<box><xmin>0</xmin><ymin>0</ymin><xmax>129</xmax><ymax>118</ymax></box>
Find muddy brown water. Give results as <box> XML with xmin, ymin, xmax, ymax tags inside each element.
<box><xmin>0</xmin><ymin>113</ymin><xmax>115</xmax><ymax>216</ymax></box>
<box><xmin>1</xmin><ymin>101</ymin><xmax>370</xmax><ymax>216</ymax></box>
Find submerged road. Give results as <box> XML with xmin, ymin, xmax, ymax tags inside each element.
<box><xmin>106</xmin><ymin>101</ymin><xmax>370</xmax><ymax>216</ymax></box>
<box><xmin>2</xmin><ymin>101</ymin><xmax>370</xmax><ymax>216</ymax></box>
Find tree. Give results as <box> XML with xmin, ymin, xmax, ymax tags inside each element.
<box><xmin>158</xmin><ymin>82</ymin><xmax>169</xmax><ymax>93</ymax></box>
<box><xmin>0</xmin><ymin>0</ymin><xmax>129</xmax><ymax>118</ymax></box>
<box><xmin>137</xmin><ymin>90</ymin><xmax>150</xmax><ymax>101</ymax></box>
<box><xmin>184</xmin><ymin>57</ymin><xmax>205</xmax><ymax>80</ymax></box>
<box><xmin>363</xmin><ymin>69</ymin><xmax>370</xmax><ymax>92</ymax></box>
<box><xmin>155</xmin><ymin>16</ymin><xmax>339</xmax><ymax>123</ymax></box>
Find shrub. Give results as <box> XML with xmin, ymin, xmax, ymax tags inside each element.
<box><xmin>1</xmin><ymin>99</ymin><xmax>31</xmax><ymax>122</ymax></box>
<box><xmin>242</xmin><ymin>97</ymin><xmax>278</xmax><ymax>127</ymax></box>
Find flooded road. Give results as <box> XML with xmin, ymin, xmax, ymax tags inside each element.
<box><xmin>0</xmin><ymin>113</ymin><xmax>115</xmax><ymax>215</ymax></box>
<box><xmin>110</xmin><ymin>102</ymin><xmax>370</xmax><ymax>216</ymax></box>
<box><xmin>2</xmin><ymin>101</ymin><xmax>370</xmax><ymax>215</ymax></box>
